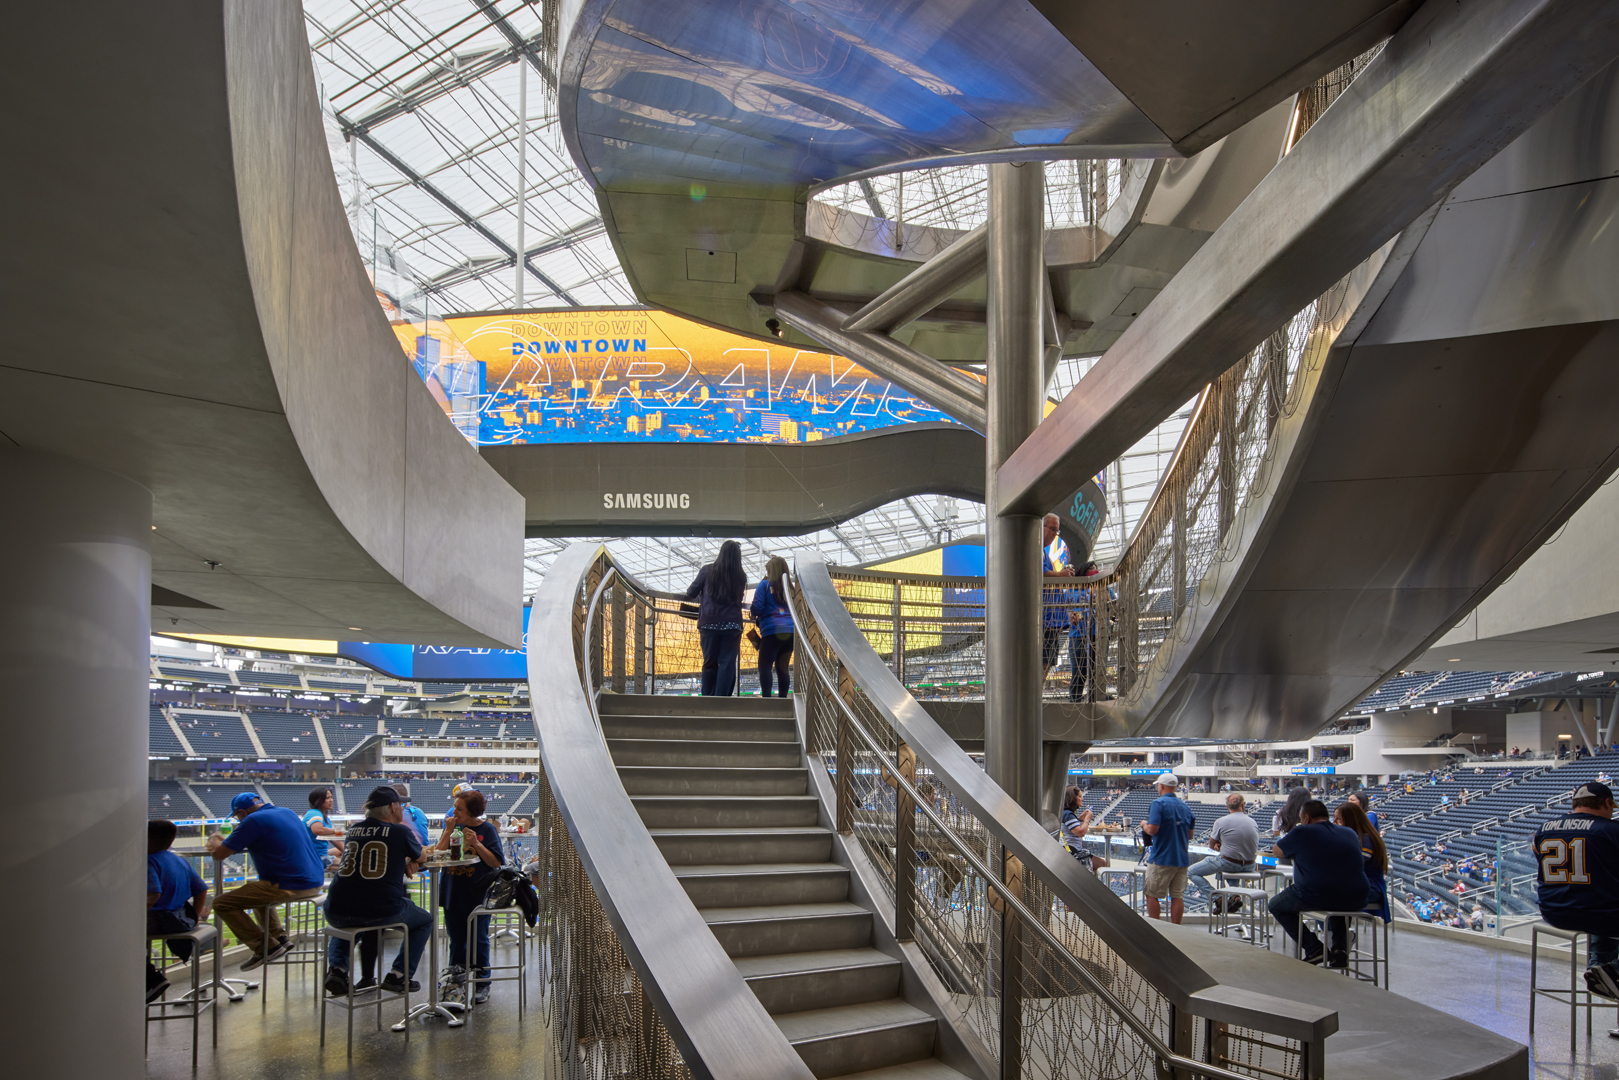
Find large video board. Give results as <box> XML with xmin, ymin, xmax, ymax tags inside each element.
<box><xmin>399</xmin><ymin>307</ymin><xmax>964</xmax><ymax>446</ymax></box>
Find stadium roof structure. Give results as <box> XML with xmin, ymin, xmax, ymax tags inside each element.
<box><xmin>301</xmin><ymin>2</ymin><xmax>1193</xmax><ymax>596</ymax></box>
<box><xmin>304</xmin><ymin>0</ymin><xmax>633</xmax><ymax>314</ymax></box>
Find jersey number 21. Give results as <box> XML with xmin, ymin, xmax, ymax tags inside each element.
<box><xmin>1539</xmin><ymin>837</ymin><xmax>1591</xmax><ymax>884</ymax></box>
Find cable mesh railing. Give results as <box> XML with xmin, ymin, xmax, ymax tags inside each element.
<box><xmin>791</xmin><ymin>564</ymin><xmax>1321</xmax><ymax>1080</ymax></box>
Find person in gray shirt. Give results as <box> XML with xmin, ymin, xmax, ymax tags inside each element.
<box><xmin>1189</xmin><ymin>793</ymin><xmax>1260</xmax><ymax>904</ymax></box>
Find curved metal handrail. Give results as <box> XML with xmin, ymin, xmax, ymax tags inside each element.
<box><xmin>529</xmin><ymin>543</ymin><xmax>815</xmax><ymax>1080</ymax></box>
<box><xmin>791</xmin><ymin>551</ymin><xmax>1337</xmax><ymax>1072</ymax></box>
<box><xmin>785</xmin><ymin>603</ymin><xmax>1264</xmax><ymax>1080</ymax></box>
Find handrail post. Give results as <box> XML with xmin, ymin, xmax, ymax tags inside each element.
<box><xmin>648</xmin><ymin>604</ymin><xmax>658</xmax><ymax>694</ymax></box>
<box><xmin>894</xmin><ymin>742</ymin><xmax>917</xmax><ymax>942</ymax></box>
<box><xmin>998</xmin><ymin>849</ymin><xmax>1025</xmax><ymax>1080</ymax></box>
<box><xmin>633</xmin><ymin>600</ymin><xmax>647</xmax><ymax>695</ymax></box>
<box><xmin>891</xmin><ymin>579</ymin><xmax>904</xmax><ymax>682</ymax></box>
<box><xmin>611</xmin><ymin>583</ymin><xmax>627</xmax><ymax>694</ymax></box>
<box><xmin>836</xmin><ymin>662</ymin><xmax>855</xmax><ymax>834</ymax></box>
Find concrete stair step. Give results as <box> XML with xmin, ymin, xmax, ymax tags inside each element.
<box><xmin>601</xmin><ymin>712</ymin><xmax>799</xmax><ymax>743</ymax></box>
<box><xmin>735</xmin><ymin>947</ymin><xmax>901</xmax><ymax>1014</ymax></box>
<box><xmin>650</xmin><ymin>826</ymin><xmax>832</xmax><ymax>865</ymax></box>
<box><xmin>632</xmin><ymin>794</ymin><xmax>820</xmax><ymax>828</ymax></box>
<box><xmin>701</xmin><ymin>902</ymin><xmax>872</xmax><ymax>957</ymax></box>
<box><xmin>617</xmin><ymin>765</ymin><xmax>808</xmax><ymax>796</ymax></box>
<box><xmin>673</xmin><ymin>862</ymin><xmax>850</xmax><ymax>907</ymax></box>
<box><xmin>774</xmin><ymin>998</ymin><xmax>939</xmax><ymax>1078</ymax></box>
<box><xmin>836</xmin><ymin>1061</ymin><xmax>973</xmax><ymax>1080</ymax></box>
<box><xmin>598</xmin><ymin>694</ymin><xmax>793</xmax><ymax>719</ymax></box>
<box><xmin>608</xmin><ymin>737</ymin><xmax>801</xmax><ymax>768</ymax></box>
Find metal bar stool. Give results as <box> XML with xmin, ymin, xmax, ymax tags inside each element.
<box><xmin>319</xmin><ymin>922</ymin><xmax>411</xmax><ymax>1057</ymax></box>
<box><xmin>463</xmin><ymin>906</ymin><xmax>527</xmax><ymax>1017</ymax></box>
<box><xmin>1208</xmin><ymin>874</ymin><xmax>1271</xmax><ymax>947</ymax></box>
<box><xmin>1294</xmin><ymin>910</ymin><xmax>1389</xmax><ymax>988</ymax></box>
<box><xmin>1530</xmin><ymin>923</ymin><xmax>1612</xmax><ymax>1056</ymax></box>
<box><xmin>146</xmin><ymin>924</ymin><xmax>219</xmax><ymax>1069</ymax></box>
<box><xmin>257</xmin><ymin>891</ymin><xmax>325</xmax><ymax>1012</ymax></box>
<box><xmin>1100</xmin><ymin>866</ymin><xmax>1144</xmax><ymax>913</ymax></box>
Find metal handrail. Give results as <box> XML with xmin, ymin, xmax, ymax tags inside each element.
<box><xmin>792</xmin><ymin>551</ymin><xmax>1336</xmax><ymax>1077</ymax></box>
<box><xmin>788</xmin><ymin>605</ymin><xmax>1261</xmax><ymax>1080</ymax></box>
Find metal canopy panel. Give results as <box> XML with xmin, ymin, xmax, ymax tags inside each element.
<box><xmin>567</xmin><ymin>0</ymin><xmax>1168</xmax><ymax>195</ymax></box>
<box><xmin>1029</xmin><ymin>0</ymin><xmax>1417</xmax><ymax>151</ymax></box>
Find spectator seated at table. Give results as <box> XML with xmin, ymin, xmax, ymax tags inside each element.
<box><xmin>1535</xmin><ymin>781</ymin><xmax>1619</xmax><ymax>1000</ymax></box>
<box><xmin>1334</xmin><ymin>800</ymin><xmax>1390</xmax><ymax>923</ymax></box>
<box><xmin>1268</xmin><ymin>800</ymin><xmax>1371</xmax><ymax>967</ymax></box>
<box><xmin>1188</xmin><ymin>793</ymin><xmax>1259</xmax><ymax>908</ymax></box>
<box><xmin>147</xmin><ymin>820</ymin><xmax>210</xmax><ymax>1002</ymax></box>
<box><xmin>302</xmin><ymin>787</ymin><xmax>345</xmax><ymax>867</ymax></box>
<box><xmin>323</xmin><ymin>786</ymin><xmax>432</xmax><ymax>997</ymax></box>
<box><xmin>437</xmin><ymin>789</ymin><xmax>504</xmax><ymax>1004</ymax></box>
<box><xmin>1140</xmin><ymin>773</ymin><xmax>1195</xmax><ymax>924</ymax></box>
<box><xmin>205</xmin><ymin>793</ymin><xmax>326</xmax><ymax>969</ymax></box>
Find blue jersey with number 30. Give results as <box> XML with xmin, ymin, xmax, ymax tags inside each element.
<box><xmin>1535</xmin><ymin>812</ymin><xmax>1619</xmax><ymax>934</ymax></box>
<box><xmin>327</xmin><ymin>819</ymin><xmax>423</xmax><ymax>921</ymax></box>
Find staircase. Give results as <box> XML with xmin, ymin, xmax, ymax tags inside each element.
<box><xmin>602</xmin><ymin>694</ymin><xmax>970</xmax><ymax>1080</ymax></box>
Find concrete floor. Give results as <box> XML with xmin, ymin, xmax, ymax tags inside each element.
<box><xmin>145</xmin><ymin>936</ymin><xmax>550</xmax><ymax>1080</ymax></box>
<box><xmin>144</xmin><ymin>923</ymin><xmax>1619</xmax><ymax>1080</ymax></box>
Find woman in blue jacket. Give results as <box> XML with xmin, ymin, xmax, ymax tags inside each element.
<box><xmin>750</xmin><ymin>556</ymin><xmax>795</xmax><ymax>698</ymax></box>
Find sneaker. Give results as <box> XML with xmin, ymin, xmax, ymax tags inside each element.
<box><xmin>473</xmin><ymin>983</ymin><xmax>490</xmax><ymax>1005</ymax></box>
<box><xmin>324</xmin><ymin>968</ymin><xmax>349</xmax><ymax>997</ymax></box>
<box><xmin>382</xmin><ymin>970</ymin><xmax>421</xmax><ymax>994</ymax></box>
<box><xmin>1301</xmin><ymin>948</ymin><xmax>1324</xmax><ymax>966</ymax></box>
<box><xmin>245</xmin><ymin>937</ymin><xmax>292</xmax><ymax>970</ymax></box>
<box><xmin>1587</xmin><ymin>963</ymin><xmax>1619</xmax><ymax>1001</ymax></box>
<box><xmin>146</xmin><ymin>978</ymin><xmax>171</xmax><ymax>1004</ymax></box>
<box><xmin>1327</xmin><ymin>950</ymin><xmax>1349</xmax><ymax>970</ymax></box>
<box><xmin>353</xmin><ymin>975</ymin><xmax>377</xmax><ymax>993</ymax></box>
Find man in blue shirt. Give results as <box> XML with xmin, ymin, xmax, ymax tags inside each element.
<box><xmin>392</xmin><ymin>782</ymin><xmax>432</xmax><ymax>845</ymax></box>
<box><xmin>205</xmin><ymin>793</ymin><xmax>326</xmax><ymax>968</ymax></box>
<box><xmin>1141</xmin><ymin>773</ymin><xmax>1196</xmax><ymax>923</ymax></box>
<box><xmin>324</xmin><ymin>787</ymin><xmax>433</xmax><ymax>996</ymax></box>
<box><xmin>1270</xmin><ymin>801</ymin><xmax>1371</xmax><ymax>966</ymax></box>
<box><xmin>1535</xmin><ymin>782</ymin><xmax>1619</xmax><ymax>1000</ymax></box>
<box><xmin>147</xmin><ymin>820</ymin><xmax>210</xmax><ymax>1002</ymax></box>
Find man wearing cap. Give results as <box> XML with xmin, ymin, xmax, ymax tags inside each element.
<box><xmin>391</xmin><ymin>782</ymin><xmax>431</xmax><ymax>845</ymax></box>
<box><xmin>324</xmin><ymin>786</ymin><xmax>433</xmax><ymax>996</ymax></box>
<box><xmin>1536</xmin><ymin>781</ymin><xmax>1619</xmax><ymax>1000</ymax></box>
<box><xmin>1188</xmin><ymin>793</ymin><xmax>1259</xmax><ymax>907</ymax></box>
<box><xmin>1269</xmin><ymin>800</ymin><xmax>1370</xmax><ymax>967</ymax></box>
<box><xmin>205</xmin><ymin>793</ymin><xmax>326</xmax><ymax>968</ymax></box>
<box><xmin>1140</xmin><ymin>773</ymin><xmax>1196</xmax><ymax>923</ymax></box>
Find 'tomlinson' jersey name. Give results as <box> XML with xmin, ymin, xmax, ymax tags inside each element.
<box><xmin>603</xmin><ymin>492</ymin><xmax>691</xmax><ymax>510</ymax></box>
<box><xmin>1535</xmin><ymin>812</ymin><xmax>1619</xmax><ymax>934</ymax></box>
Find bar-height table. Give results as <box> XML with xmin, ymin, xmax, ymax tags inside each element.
<box><xmin>393</xmin><ymin>856</ymin><xmax>479</xmax><ymax>1031</ymax></box>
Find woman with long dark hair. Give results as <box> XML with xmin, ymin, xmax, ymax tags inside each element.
<box><xmin>686</xmin><ymin>540</ymin><xmax>748</xmax><ymax>696</ymax></box>
<box><xmin>1334</xmin><ymin>800</ymin><xmax>1390</xmax><ymax>923</ymax></box>
<box><xmin>750</xmin><ymin>555</ymin><xmax>794</xmax><ymax>698</ymax></box>
<box><xmin>1271</xmin><ymin>786</ymin><xmax>1312</xmax><ymax>837</ymax></box>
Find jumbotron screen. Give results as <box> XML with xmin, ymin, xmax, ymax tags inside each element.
<box><xmin>396</xmin><ymin>306</ymin><xmax>963</xmax><ymax>446</ymax></box>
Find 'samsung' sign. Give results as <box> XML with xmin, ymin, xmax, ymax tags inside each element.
<box><xmin>603</xmin><ymin>492</ymin><xmax>691</xmax><ymax>509</ymax></box>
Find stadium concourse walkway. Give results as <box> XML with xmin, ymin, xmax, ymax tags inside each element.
<box><xmin>141</xmin><ymin>919</ymin><xmax>1619</xmax><ymax>1079</ymax></box>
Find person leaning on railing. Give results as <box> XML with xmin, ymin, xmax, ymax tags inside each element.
<box><xmin>749</xmin><ymin>555</ymin><xmax>794</xmax><ymax>699</ymax></box>
<box><xmin>685</xmin><ymin>539</ymin><xmax>747</xmax><ymax>697</ymax></box>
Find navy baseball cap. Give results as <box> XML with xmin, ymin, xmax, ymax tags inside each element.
<box><xmin>230</xmin><ymin>792</ymin><xmax>263</xmax><ymax>814</ymax></box>
<box><xmin>1574</xmin><ymin>782</ymin><xmax>1614</xmax><ymax>803</ymax></box>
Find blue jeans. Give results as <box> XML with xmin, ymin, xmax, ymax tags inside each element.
<box><xmin>1187</xmin><ymin>855</ymin><xmax>1255</xmax><ymax>892</ymax></box>
<box><xmin>326</xmin><ymin>899</ymin><xmax>433</xmax><ymax>979</ymax></box>
<box><xmin>1067</xmin><ymin>634</ymin><xmax>1092</xmax><ymax>701</ymax></box>
<box><xmin>1593</xmin><ymin>936</ymin><xmax>1619</xmax><ymax>969</ymax></box>
<box><xmin>446</xmin><ymin>900</ymin><xmax>491</xmax><ymax>980</ymax></box>
<box><xmin>700</xmin><ymin>627</ymin><xmax>741</xmax><ymax>696</ymax></box>
<box><xmin>148</xmin><ymin>908</ymin><xmax>197</xmax><ymax>988</ymax></box>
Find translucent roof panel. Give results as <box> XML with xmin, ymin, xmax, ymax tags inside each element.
<box><xmin>304</xmin><ymin>1</ymin><xmax>634</xmax><ymax>314</ymax></box>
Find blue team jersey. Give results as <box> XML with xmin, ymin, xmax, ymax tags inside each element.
<box><xmin>148</xmin><ymin>850</ymin><xmax>206</xmax><ymax>912</ymax></box>
<box><xmin>1536</xmin><ymin>812</ymin><xmax>1619</xmax><ymax>934</ymax></box>
<box><xmin>221</xmin><ymin>805</ymin><xmax>326</xmax><ymax>891</ymax></box>
<box><xmin>404</xmin><ymin>804</ymin><xmax>431</xmax><ymax>845</ymax></box>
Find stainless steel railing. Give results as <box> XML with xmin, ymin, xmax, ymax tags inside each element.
<box><xmin>790</xmin><ymin>552</ymin><xmax>1336</xmax><ymax>1080</ymax></box>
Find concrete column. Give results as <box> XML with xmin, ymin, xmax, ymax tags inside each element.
<box><xmin>0</xmin><ymin>449</ymin><xmax>151</xmax><ymax>1077</ymax></box>
<box><xmin>984</xmin><ymin>160</ymin><xmax>1045</xmax><ymax>816</ymax></box>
